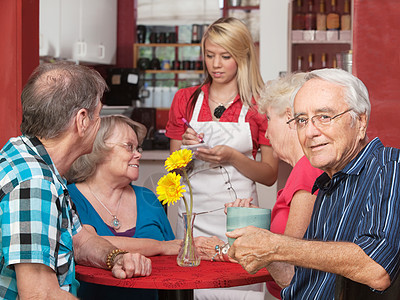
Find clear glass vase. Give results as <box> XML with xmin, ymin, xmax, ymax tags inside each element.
<box><xmin>177</xmin><ymin>212</ymin><xmax>201</xmax><ymax>267</ymax></box>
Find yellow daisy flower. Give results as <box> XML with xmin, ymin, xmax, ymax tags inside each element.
<box><xmin>156</xmin><ymin>172</ymin><xmax>186</xmax><ymax>206</ymax></box>
<box><xmin>165</xmin><ymin>149</ymin><xmax>193</xmax><ymax>172</ymax></box>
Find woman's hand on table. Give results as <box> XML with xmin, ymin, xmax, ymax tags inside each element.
<box><xmin>194</xmin><ymin>236</ymin><xmax>236</xmax><ymax>263</ymax></box>
<box><xmin>111</xmin><ymin>252</ymin><xmax>152</xmax><ymax>279</ymax></box>
<box><xmin>224</xmin><ymin>198</ymin><xmax>258</xmax><ymax>214</ymax></box>
<box><xmin>195</xmin><ymin>236</ymin><xmax>223</xmax><ymax>261</ymax></box>
<box><xmin>161</xmin><ymin>239</ymin><xmax>183</xmax><ymax>256</ymax></box>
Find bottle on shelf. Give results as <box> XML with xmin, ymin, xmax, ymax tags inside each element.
<box><xmin>304</xmin><ymin>0</ymin><xmax>316</xmax><ymax>30</ymax></box>
<box><xmin>326</xmin><ymin>0</ymin><xmax>340</xmax><ymax>30</ymax></box>
<box><xmin>321</xmin><ymin>53</ymin><xmax>327</xmax><ymax>68</ymax></box>
<box><xmin>332</xmin><ymin>56</ymin><xmax>337</xmax><ymax>68</ymax></box>
<box><xmin>307</xmin><ymin>53</ymin><xmax>314</xmax><ymax>71</ymax></box>
<box><xmin>316</xmin><ymin>0</ymin><xmax>327</xmax><ymax>31</ymax></box>
<box><xmin>293</xmin><ymin>0</ymin><xmax>305</xmax><ymax>30</ymax></box>
<box><xmin>297</xmin><ymin>55</ymin><xmax>303</xmax><ymax>71</ymax></box>
<box><xmin>341</xmin><ymin>0</ymin><xmax>351</xmax><ymax>30</ymax></box>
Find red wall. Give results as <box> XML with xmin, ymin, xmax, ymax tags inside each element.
<box><xmin>116</xmin><ymin>0</ymin><xmax>136</xmax><ymax>68</ymax></box>
<box><xmin>0</xmin><ymin>0</ymin><xmax>39</xmax><ymax>148</ymax></box>
<box><xmin>353</xmin><ymin>0</ymin><xmax>400</xmax><ymax>148</ymax></box>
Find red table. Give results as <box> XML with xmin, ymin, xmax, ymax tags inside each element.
<box><xmin>76</xmin><ymin>255</ymin><xmax>273</xmax><ymax>299</ymax></box>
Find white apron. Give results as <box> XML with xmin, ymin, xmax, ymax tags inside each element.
<box><xmin>179</xmin><ymin>92</ymin><xmax>265</xmax><ymax>299</ymax></box>
<box><xmin>176</xmin><ymin>92</ymin><xmax>258</xmax><ymax>242</ymax></box>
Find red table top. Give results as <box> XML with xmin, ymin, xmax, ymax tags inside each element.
<box><xmin>76</xmin><ymin>255</ymin><xmax>273</xmax><ymax>290</ymax></box>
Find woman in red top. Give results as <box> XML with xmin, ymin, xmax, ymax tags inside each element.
<box><xmin>166</xmin><ymin>17</ymin><xmax>279</xmax><ymax>300</ymax></box>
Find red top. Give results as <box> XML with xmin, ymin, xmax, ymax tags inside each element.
<box><xmin>76</xmin><ymin>255</ymin><xmax>272</xmax><ymax>290</ymax></box>
<box><xmin>267</xmin><ymin>155</ymin><xmax>323</xmax><ymax>298</ymax></box>
<box><xmin>165</xmin><ymin>83</ymin><xmax>270</xmax><ymax>158</ymax></box>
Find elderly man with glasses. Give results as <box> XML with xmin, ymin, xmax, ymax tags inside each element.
<box><xmin>227</xmin><ymin>68</ymin><xmax>400</xmax><ymax>299</ymax></box>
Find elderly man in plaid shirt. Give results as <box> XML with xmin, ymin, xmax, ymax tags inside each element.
<box><xmin>0</xmin><ymin>62</ymin><xmax>152</xmax><ymax>299</ymax></box>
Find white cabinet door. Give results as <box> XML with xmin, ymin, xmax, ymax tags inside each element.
<box><xmin>59</xmin><ymin>0</ymin><xmax>80</xmax><ymax>60</ymax></box>
<box><xmin>73</xmin><ymin>0</ymin><xmax>117</xmax><ymax>64</ymax></box>
<box><xmin>39</xmin><ymin>0</ymin><xmax>117</xmax><ymax>65</ymax></box>
<box><xmin>39</xmin><ymin>0</ymin><xmax>62</xmax><ymax>57</ymax></box>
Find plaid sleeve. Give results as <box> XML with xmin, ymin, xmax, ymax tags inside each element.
<box><xmin>1</xmin><ymin>178</ymin><xmax>72</xmax><ymax>271</ymax></box>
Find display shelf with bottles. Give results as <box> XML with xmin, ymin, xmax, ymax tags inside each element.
<box><xmin>133</xmin><ymin>43</ymin><xmax>203</xmax><ymax>75</ymax></box>
<box><xmin>288</xmin><ymin>0</ymin><xmax>353</xmax><ymax>72</ymax></box>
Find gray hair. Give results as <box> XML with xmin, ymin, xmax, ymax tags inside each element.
<box><xmin>258</xmin><ymin>72</ymin><xmax>307</xmax><ymax>115</ymax></box>
<box><xmin>293</xmin><ymin>68</ymin><xmax>371</xmax><ymax>124</ymax></box>
<box><xmin>66</xmin><ymin>114</ymin><xmax>147</xmax><ymax>183</ymax></box>
<box><xmin>20</xmin><ymin>61</ymin><xmax>107</xmax><ymax>139</ymax></box>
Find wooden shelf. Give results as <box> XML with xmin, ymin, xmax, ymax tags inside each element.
<box><xmin>142</xmin><ymin>70</ymin><xmax>203</xmax><ymax>74</ymax></box>
<box><xmin>135</xmin><ymin>43</ymin><xmax>201</xmax><ymax>48</ymax></box>
<box><xmin>225</xmin><ymin>6</ymin><xmax>259</xmax><ymax>11</ymax></box>
<box><xmin>292</xmin><ymin>40</ymin><xmax>351</xmax><ymax>45</ymax></box>
<box><xmin>288</xmin><ymin>0</ymin><xmax>354</xmax><ymax>71</ymax></box>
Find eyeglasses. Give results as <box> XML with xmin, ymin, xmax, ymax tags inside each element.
<box><xmin>286</xmin><ymin>109</ymin><xmax>353</xmax><ymax>130</ymax></box>
<box><xmin>109</xmin><ymin>142</ymin><xmax>143</xmax><ymax>154</ymax></box>
<box><xmin>218</xmin><ymin>166</ymin><xmax>238</xmax><ymax>201</ymax></box>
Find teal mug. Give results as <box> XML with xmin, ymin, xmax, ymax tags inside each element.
<box><xmin>226</xmin><ymin>207</ymin><xmax>271</xmax><ymax>246</ymax></box>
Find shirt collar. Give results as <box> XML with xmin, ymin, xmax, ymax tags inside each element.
<box><xmin>21</xmin><ymin>135</ymin><xmax>67</xmax><ymax>186</ymax></box>
<box><xmin>312</xmin><ymin>137</ymin><xmax>383</xmax><ymax>194</ymax></box>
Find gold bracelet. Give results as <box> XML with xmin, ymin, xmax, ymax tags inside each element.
<box><xmin>106</xmin><ymin>249</ymin><xmax>128</xmax><ymax>270</ymax></box>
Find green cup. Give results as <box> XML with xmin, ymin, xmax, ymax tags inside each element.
<box><xmin>226</xmin><ymin>207</ymin><xmax>271</xmax><ymax>246</ymax></box>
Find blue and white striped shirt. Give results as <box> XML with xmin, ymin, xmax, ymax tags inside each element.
<box><xmin>282</xmin><ymin>137</ymin><xmax>400</xmax><ymax>299</ymax></box>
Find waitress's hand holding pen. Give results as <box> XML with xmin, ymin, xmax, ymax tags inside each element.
<box><xmin>181</xmin><ymin>118</ymin><xmax>205</xmax><ymax>144</ymax></box>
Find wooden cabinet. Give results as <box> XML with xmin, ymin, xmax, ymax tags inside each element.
<box><xmin>288</xmin><ymin>0</ymin><xmax>353</xmax><ymax>72</ymax></box>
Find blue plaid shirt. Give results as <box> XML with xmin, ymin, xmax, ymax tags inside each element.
<box><xmin>0</xmin><ymin>135</ymin><xmax>82</xmax><ymax>299</ymax></box>
<box><xmin>282</xmin><ymin>138</ymin><xmax>400</xmax><ymax>299</ymax></box>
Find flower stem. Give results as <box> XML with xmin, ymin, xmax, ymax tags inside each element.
<box><xmin>183</xmin><ymin>169</ymin><xmax>193</xmax><ymax>216</ymax></box>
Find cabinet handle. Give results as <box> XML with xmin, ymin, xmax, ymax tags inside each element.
<box><xmin>76</xmin><ymin>41</ymin><xmax>87</xmax><ymax>57</ymax></box>
<box><xmin>98</xmin><ymin>45</ymin><xmax>105</xmax><ymax>59</ymax></box>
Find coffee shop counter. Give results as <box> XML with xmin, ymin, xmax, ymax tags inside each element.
<box><xmin>140</xmin><ymin>150</ymin><xmax>170</xmax><ymax>161</ymax></box>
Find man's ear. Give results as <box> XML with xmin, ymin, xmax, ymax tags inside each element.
<box><xmin>358</xmin><ymin>112</ymin><xmax>368</xmax><ymax>140</ymax></box>
<box><xmin>285</xmin><ymin>107</ymin><xmax>293</xmax><ymax>121</ymax></box>
<box><xmin>76</xmin><ymin>108</ymin><xmax>89</xmax><ymax>137</ymax></box>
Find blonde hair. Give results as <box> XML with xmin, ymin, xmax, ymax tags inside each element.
<box><xmin>188</xmin><ymin>17</ymin><xmax>264</xmax><ymax>111</ymax></box>
<box><xmin>66</xmin><ymin>115</ymin><xmax>147</xmax><ymax>183</ymax></box>
<box><xmin>258</xmin><ymin>72</ymin><xmax>307</xmax><ymax>115</ymax></box>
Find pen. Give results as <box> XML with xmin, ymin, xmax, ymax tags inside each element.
<box><xmin>181</xmin><ymin>118</ymin><xmax>204</xmax><ymax>143</ymax></box>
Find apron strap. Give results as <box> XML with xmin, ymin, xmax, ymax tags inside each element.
<box><xmin>191</xmin><ymin>91</ymin><xmax>204</xmax><ymax>122</ymax></box>
<box><xmin>237</xmin><ymin>104</ymin><xmax>249</xmax><ymax>123</ymax></box>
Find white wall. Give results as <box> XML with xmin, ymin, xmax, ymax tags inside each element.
<box><xmin>257</xmin><ymin>0</ymin><xmax>292</xmax><ymax>214</ymax></box>
<box><xmin>259</xmin><ymin>0</ymin><xmax>290</xmax><ymax>82</ymax></box>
